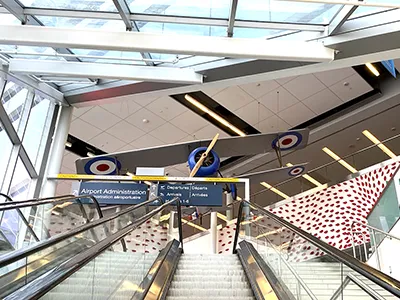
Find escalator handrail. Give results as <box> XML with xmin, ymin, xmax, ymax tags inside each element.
<box><xmin>0</xmin><ymin>194</ymin><xmax>75</xmax><ymax>206</ymax></box>
<box><xmin>0</xmin><ymin>197</ymin><xmax>162</xmax><ymax>268</ymax></box>
<box><xmin>4</xmin><ymin>197</ymin><xmax>183</xmax><ymax>300</ymax></box>
<box><xmin>0</xmin><ymin>193</ymin><xmax>40</xmax><ymax>243</ymax></box>
<box><xmin>233</xmin><ymin>200</ymin><xmax>400</xmax><ymax>298</ymax></box>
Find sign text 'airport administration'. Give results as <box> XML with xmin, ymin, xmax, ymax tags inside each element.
<box><xmin>79</xmin><ymin>182</ymin><xmax>147</xmax><ymax>205</ymax></box>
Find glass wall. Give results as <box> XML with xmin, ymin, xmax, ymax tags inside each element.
<box><xmin>0</xmin><ymin>77</ymin><xmax>56</xmax><ymax>201</ymax></box>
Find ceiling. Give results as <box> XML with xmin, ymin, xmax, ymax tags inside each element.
<box><xmin>56</xmin><ymin>66</ymin><xmax>375</xmax><ymax>196</ymax></box>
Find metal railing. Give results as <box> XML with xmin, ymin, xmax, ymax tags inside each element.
<box><xmin>351</xmin><ymin>220</ymin><xmax>400</xmax><ymax>271</ymax></box>
<box><xmin>232</xmin><ymin>200</ymin><xmax>400</xmax><ymax>298</ymax></box>
<box><xmin>4</xmin><ymin>197</ymin><xmax>183</xmax><ymax>300</ymax></box>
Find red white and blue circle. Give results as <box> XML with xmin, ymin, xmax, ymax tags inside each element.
<box><xmin>272</xmin><ymin>132</ymin><xmax>302</xmax><ymax>151</ymax></box>
<box><xmin>288</xmin><ymin>166</ymin><xmax>305</xmax><ymax>177</ymax></box>
<box><xmin>84</xmin><ymin>157</ymin><xmax>121</xmax><ymax>175</ymax></box>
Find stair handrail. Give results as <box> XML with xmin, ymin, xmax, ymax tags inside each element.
<box><xmin>4</xmin><ymin>197</ymin><xmax>183</xmax><ymax>300</ymax></box>
<box><xmin>255</xmin><ymin>226</ymin><xmax>318</xmax><ymax>300</ymax></box>
<box><xmin>232</xmin><ymin>200</ymin><xmax>400</xmax><ymax>298</ymax></box>
<box><xmin>0</xmin><ymin>196</ymin><xmax>162</xmax><ymax>268</ymax></box>
<box><xmin>351</xmin><ymin>220</ymin><xmax>400</xmax><ymax>243</ymax></box>
<box><xmin>330</xmin><ymin>273</ymin><xmax>386</xmax><ymax>300</ymax></box>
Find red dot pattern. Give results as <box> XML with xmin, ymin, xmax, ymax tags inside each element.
<box><xmin>217</xmin><ymin>162</ymin><xmax>400</xmax><ymax>259</ymax></box>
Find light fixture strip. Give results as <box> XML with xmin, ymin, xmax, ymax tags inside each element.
<box><xmin>322</xmin><ymin>147</ymin><xmax>358</xmax><ymax>174</ymax></box>
<box><xmin>365</xmin><ymin>63</ymin><xmax>380</xmax><ymax>77</ymax></box>
<box><xmin>362</xmin><ymin>130</ymin><xmax>397</xmax><ymax>159</ymax></box>
<box><xmin>286</xmin><ymin>163</ymin><xmax>323</xmax><ymax>187</ymax></box>
<box><xmin>181</xmin><ymin>218</ymin><xmax>207</xmax><ymax>232</ymax></box>
<box><xmin>185</xmin><ymin>94</ymin><xmax>246</xmax><ymax>136</ymax></box>
<box><xmin>260</xmin><ymin>182</ymin><xmax>289</xmax><ymax>199</ymax></box>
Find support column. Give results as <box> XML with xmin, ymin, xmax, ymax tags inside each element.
<box><xmin>210</xmin><ymin>211</ymin><xmax>217</xmax><ymax>254</ymax></box>
<box><xmin>40</xmin><ymin>105</ymin><xmax>73</xmax><ymax>198</ymax></box>
<box><xmin>226</xmin><ymin>193</ymin><xmax>233</xmax><ymax>221</ymax></box>
<box><xmin>37</xmin><ymin>106</ymin><xmax>73</xmax><ymax>239</ymax></box>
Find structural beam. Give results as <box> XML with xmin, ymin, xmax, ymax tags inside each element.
<box><xmin>22</xmin><ymin>8</ymin><xmax>325</xmax><ymax>32</ymax></box>
<box><xmin>280</xmin><ymin>0</ymin><xmax>400</xmax><ymax>8</ymax></box>
<box><xmin>0</xmin><ymin>0</ymin><xmax>81</xmax><ymax>63</ymax></box>
<box><xmin>111</xmin><ymin>0</ymin><xmax>154</xmax><ymax>65</ymax></box>
<box><xmin>227</xmin><ymin>0</ymin><xmax>238</xmax><ymax>37</ymax></box>
<box><xmin>9</xmin><ymin>59</ymin><xmax>204</xmax><ymax>84</ymax></box>
<box><xmin>0</xmin><ymin>0</ymin><xmax>26</xmax><ymax>23</ymax></box>
<box><xmin>328</xmin><ymin>5</ymin><xmax>358</xmax><ymax>36</ymax></box>
<box><xmin>0</xmin><ymin>25</ymin><xmax>335</xmax><ymax>62</ymax></box>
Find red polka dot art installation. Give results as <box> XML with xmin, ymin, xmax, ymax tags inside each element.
<box><xmin>217</xmin><ymin>161</ymin><xmax>400</xmax><ymax>260</ymax></box>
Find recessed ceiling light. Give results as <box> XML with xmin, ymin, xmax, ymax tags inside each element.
<box><xmin>362</xmin><ymin>130</ymin><xmax>397</xmax><ymax>159</ymax></box>
<box><xmin>366</xmin><ymin>63</ymin><xmax>380</xmax><ymax>77</ymax></box>
<box><xmin>322</xmin><ymin>147</ymin><xmax>358</xmax><ymax>174</ymax></box>
<box><xmin>184</xmin><ymin>94</ymin><xmax>246</xmax><ymax>136</ymax></box>
<box><xmin>260</xmin><ymin>182</ymin><xmax>289</xmax><ymax>199</ymax></box>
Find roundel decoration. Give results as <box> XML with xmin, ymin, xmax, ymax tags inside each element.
<box><xmin>289</xmin><ymin>166</ymin><xmax>305</xmax><ymax>177</ymax></box>
<box><xmin>272</xmin><ymin>132</ymin><xmax>303</xmax><ymax>151</ymax></box>
<box><xmin>84</xmin><ymin>157</ymin><xmax>122</xmax><ymax>175</ymax></box>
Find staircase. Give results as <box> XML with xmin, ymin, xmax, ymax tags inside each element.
<box><xmin>41</xmin><ymin>251</ymin><xmax>158</xmax><ymax>300</ymax></box>
<box><xmin>166</xmin><ymin>254</ymin><xmax>255</xmax><ymax>300</ymax></box>
<box><xmin>280</xmin><ymin>262</ymin><xmax>397</xmax><ymax>300</ymax></box>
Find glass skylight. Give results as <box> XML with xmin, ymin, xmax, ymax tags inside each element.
<box><xmin>19</xmin><ymin>0</ymin><xmax>118</xmax><ymax>12</ymax></box>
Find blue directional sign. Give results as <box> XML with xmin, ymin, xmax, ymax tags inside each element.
<box><xmin>157</xmin><ymin>183</ymin><xmax>222</xmax><ymax>206</ymax></box>
<box><xmin>79</xmin><ymin>182</ymin><xmax>148</xmax><ymax>205</ymax></box>
<box><xmin>381</xmin><ymin>60</ymin><xmax>397</xmax><ymax>78</ymax></box>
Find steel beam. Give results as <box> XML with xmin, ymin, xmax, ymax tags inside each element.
<box><xmin>0</xmin><ymin>25</ymin><xmax>335</xmax><ymax>62</ymax></box>
<box><xmin>0</xmin><ymin>0</ymin><xmax>81</xmax><ymax>64</ymax></box>
<box><xmin>21</xmin><ymin>8</ymin><xmax>325</xmax><ymax>32</ymax></box>
<box><xmin>328</xmin><ymin>5</ymin><xmax>358</xmax><ymax>36</ymax></box>
<box><xmin>9</xmin><ymin>59</ymin><xmax>204</xmax><ymax>84</ymax></box>
<box><xmin>280</xmin><ymin>0</ymin><xmax>400</xmax><ymax>8</ymax></box>
<box><xmin>227</xmin><ymin>0</ymin><xmax>238</xmax><ymax>37</ymax></box>
<box><xmin>0</xmin><ymin>64</ymin><xmax>65</xmax><ymax>104</ymax></box>
<box><xmin>0</xmin><ymin>0</ymin><xmax>26</xmax><ymax>23</ymax></box>
<box><xmin>111</xmin><ymin>0</ymin><xmax>154</xmax><ymax>65</ymax></box>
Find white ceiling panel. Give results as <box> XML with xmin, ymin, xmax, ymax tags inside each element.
<box><xmin>329</xmin><ymin>73</ymin><xmax>373</xmax><ymax>102</ymax></box>
<box><xmin>170</xmin><ymin>110</ymin><xmax>209</xmax><ymax>134</ymax></box>
<box><xmin>107</xmin><ymin>120</ymin><xmax>146</xmax><ymax>143</ymax></box>
<box><xmin>234</xmin><ymin>101</ymin><xmax>273</xmax><ymax>126</ymax></box>
<box><xmin>283</xmin><ymin>74</ymin><xmax>326</xmax><ymax>101</ymax></box>
<box><xmin>258</xmin><ymin>87</ymin><xmax>299</xmax><ymax>113</ymax></box>
<box><xmin>132</xmin><ymin>94</ymin><xmax>159</xmax><ymax>107</ymax></box>
<box><xmin>150</xmin><ymin>122</ymin><xmax>188</xmax><ymax>144</ymax></box>
<box><xmin>314</xmin><ymin>68</ymin><xmax>355</xmax><ymax>87</ymax></box>
<box><xmin>192</xmin><ymin>124</ymin><xmax>230</xmax><ymax>140</ymax></box>
<box><xmin>239</xmin><ymin>80</ymin><xmax>280</xmax><ymax>100</ymax></box>
<box><xmin>302</xmin><ymin>89</ymin><xmax>343</xmax><ymax>115</ymax></box>
<box><xmin>116</xmin><ymin>143</ymin><xmax>137</xmax><ymax>152</ymax></box>
<box><xmin>145</xmin><ymin>96</ymin><xmax>187</xmax><ymax>121</ymax></box>
<box><xmin>72</xmin><ymin>106</ymin><xmax>92</xmax><ymax>118</ymax></box>
<box><xmin>256</xmin><ymin>114</ymin><xmax>290</xmax><ymax>133</ymax></box>
<box><xmin>69</xmin><ymin>118</ymin><xmax>102</xmax><ymax>141</ymax></box>
<box><xmin>276</xmin><ymin>76</ymin><xmax>297</xmax><ymax>85</ymax></box>
<box><xmin>278</xmin><ymin>102</ymin><xmax>316</xmax><ymax>127</ymax></box>
<box><xmin>201</xmin><ymin>86</ymin><xmax>228</xmax><ymax>97</ymax></box>
<box><xmin>79</xmin><ymin>106</ymin><xmax>121</xmax><ymax>131</ymax></box>
<box><xmin>132</xmin><ymin>134</ymin><xmax>164</xmax><ymax>149</ymax></box>
<box><xmin>101</xmin><ymin>99</ymin><xmax>141</xmax><ymax>119</ymax></box>
<box><xmin>125</xmin><ymin>108</ymin><xmax>165</xmax><ymax>133</ymax></box>
<box><xmin>213</xmin><ymin>86</ymin><xmax>254</xmax><ymax>111</ymax></box>
<box><xmin>89</xmin><ymin>131</ymin><xmax>126</xmax><ymax>153</ymax></box>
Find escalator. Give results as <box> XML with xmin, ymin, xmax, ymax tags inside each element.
<box><xmin>0</xmin><ymin>193</ymin><xmax>105</xmax><ymax>254</ymax></box>
<box><xmin>0</xmin><ymin>197</ymin><xmax>399</xmax><ymax>299</ymax></box>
